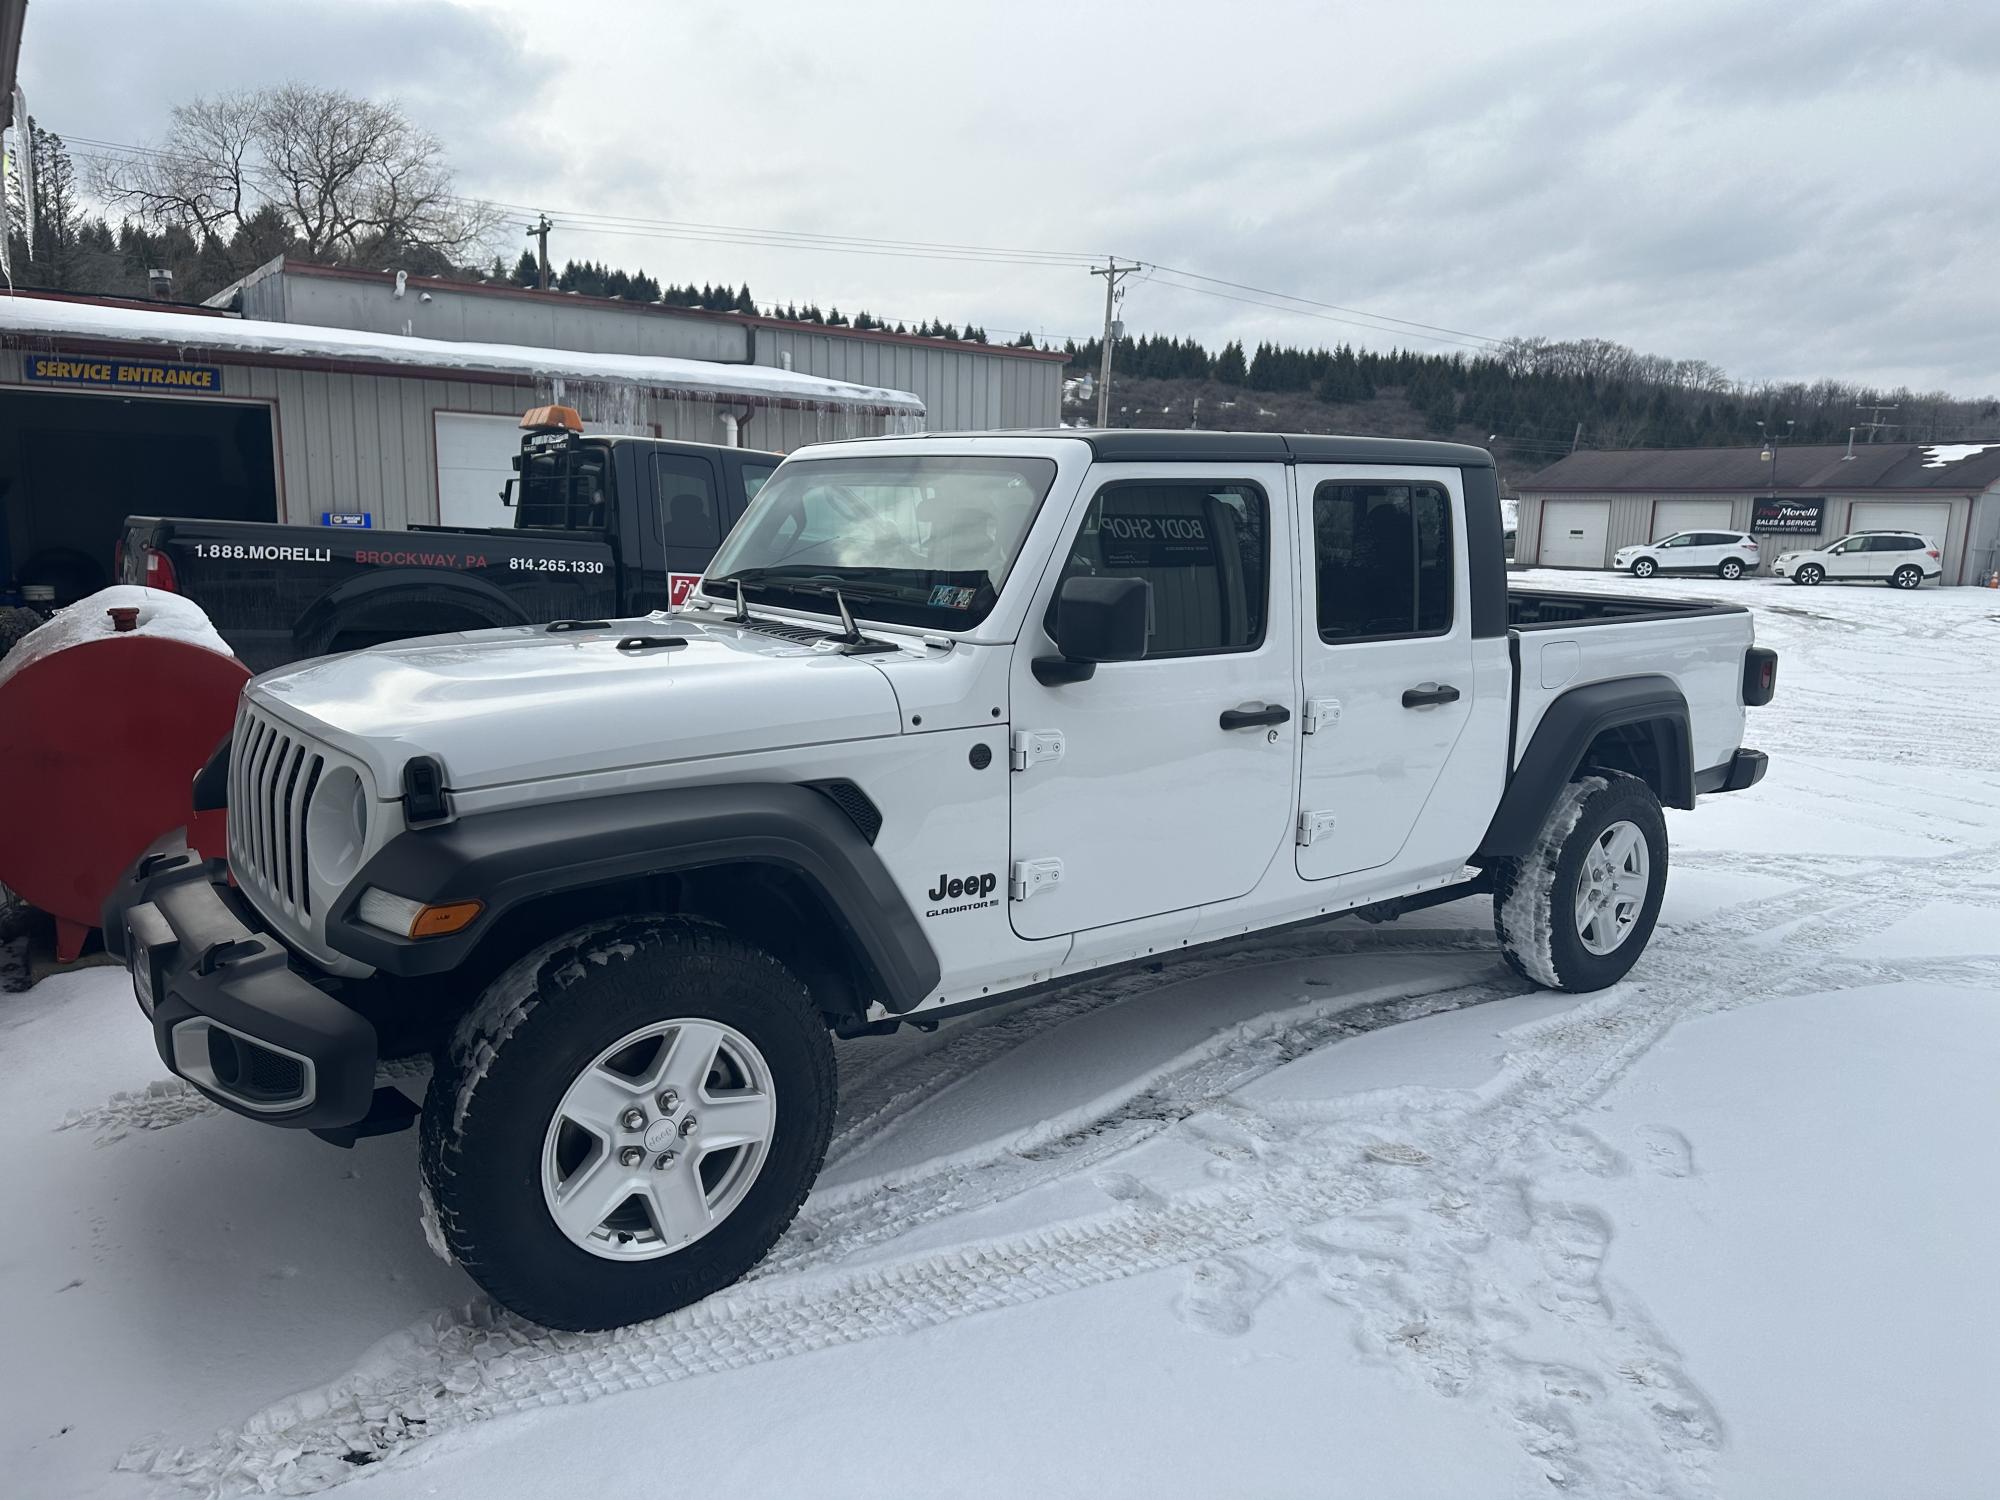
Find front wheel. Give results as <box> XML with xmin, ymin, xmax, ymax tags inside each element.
<box><xmin>1891</xmin><ymin>565</ymin><xmax>1924</xmax><ymax>590</ymax></box>
<box><xmin>1795</xmin><ymin>563</ymin><xmax>1824</xmax><ymax>586</ymax></box>
<box><xmin>1491</xmin><ymin>772</ymin><xmax>1668</xmax><ymax>992</ymax></box>
<box><xmin>1631</xmin><ymin>557</ymin><xmax>1657</xmax><ymax>578</ymax></box>
<box><xmin>1718</xmin><ymin>558</ymin><xmax>1745</xmax><ymax>580</ymax></box>
<box><xmin>420</xmin><ymin>915</ymin><xmax>836</xmax><ymax>1331</ymax></box>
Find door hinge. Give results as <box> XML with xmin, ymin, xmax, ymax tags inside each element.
<box><xmin>1302</xmin><ymin>698</ymin><xmax>1342</xmax><ymax>735</ymax></box>
<box><xmin>1297</xmin><ymin>810</ymin><xmax>1339</xmax><ymax>846</ymax></box>
<box><xmin>1010</xmin><ymin>857</ymin><xmax>1064</xmax><ymax>902</ymax></box>
<box><xmin>1010</xmin><ymin>729</ymin><xmax>1066</xmax><ymax>771</ymax></box>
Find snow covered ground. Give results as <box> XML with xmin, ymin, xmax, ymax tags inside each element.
<box><xmin>4</xmin><ymin>571</ymin><xmax>1997</xmax><ymax>1499</ymax></box>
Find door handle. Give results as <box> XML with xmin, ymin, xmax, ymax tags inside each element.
<box><xmin>1220</xmin><ymin>704</ymin><xmax>1292</xmax><ymax>730</ymax></box>
<box><xmin>1401</xmin><ymin>684</ymin><xmax>1461</xmax><ymax>708</ymax></box>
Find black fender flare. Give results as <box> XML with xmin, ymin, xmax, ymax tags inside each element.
<box><xmin>1479</xmin><ymin>675</ymin><xmax>1693</xmax><ymax>858</ymax></box>
<box><xmin>327</xmin><ymin>782</ymin><xmax>941</xmax><ymax>1013</ymax></box>
<box><xmin>294</xmin><ymin>570</ymin><xmax>531</xmax><ymax>654</ymax></box>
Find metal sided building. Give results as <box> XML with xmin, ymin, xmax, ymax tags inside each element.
<box><xmin>0</xmin><ymin>291</ymin><xmax>922</xmax><ymax>605</ymax></box>
<box><xmin>208</xmin><ymin>258</ymin><xmax>1067</xmax><ymax>435</ymax></box>
<box><xmin>1515</xmin><ymin>443</ymin><xmax>2000</xmax><ymax>585</ymax></box>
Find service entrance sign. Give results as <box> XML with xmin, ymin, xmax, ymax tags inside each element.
<box><xmin>1753</xmin><ymin>497</ymin><xmax>1825</xmax><ymax>534</ymax></box>
<box><xmin>24</xmin><ymin>355</ymin><xmax>224</xmax><ymax>393</ymax></box>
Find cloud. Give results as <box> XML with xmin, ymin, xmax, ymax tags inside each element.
<box><xmin>20</xmin><ymin>0</ymin><xmax>1999</xmax><ymax>393</ymax></box>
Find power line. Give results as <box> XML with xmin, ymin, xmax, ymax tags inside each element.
<box><xmin>1140</xmin><ymin>262</ymin><xmax>1504</xmax><ymax>345</ymax></box>
<box><xmin>61</xmin><ymin>129</ymin><xmax>1504</xmax><ymax>350</ymax></box>
<box><xmin>1133</xmin><ymin>275</ymin><xmax>1494</xmax><ymax>350</ymax></box>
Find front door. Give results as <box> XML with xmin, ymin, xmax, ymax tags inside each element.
<box><xmin>1825</xmin><ymin>536</ymin><xmax>1873</xmax><ymax>579</ymax></box>
<box><xmin>1295</xmin><ymin>467</ymin><xmax>1475</xmax><ymax>881</ymax></box>
<box><xmin>1007</xmin><ymin>466</ymin><xmax>1297</xmax><ymax>940</ymax></box>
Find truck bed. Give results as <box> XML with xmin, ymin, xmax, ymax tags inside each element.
<box><xmin>1507</xmin><ymin>587</ymin><xmax>1744</xmax><ymax>630</ymax></box>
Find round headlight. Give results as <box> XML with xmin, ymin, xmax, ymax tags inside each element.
<box><xmin>307</xmin><ymin>766</ymin><xmax>369</xmax><ymax>886</ymax></box>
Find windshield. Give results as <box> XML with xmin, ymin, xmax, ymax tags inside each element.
<box><xmin>702</xmin><ymin>455</ymin><xmax>1060</xmax><ymax>628</ymax></box>
<box><xmin>516</xmin><ymin>441</ymin><xmax>611</xmax><ymax>531</ymax></box>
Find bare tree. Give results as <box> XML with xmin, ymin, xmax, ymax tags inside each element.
<box><xmin>90</xmin><ymin>84</ymin><xmax>496</xmax><ymax>271</ymax></box>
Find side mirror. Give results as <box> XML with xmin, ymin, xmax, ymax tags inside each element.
<box><xmin>1034</xmin><ymin>575</ymin><xmax>1149</xmax><ymax>685</ymax></box>
<box><xmin>499</xmin><ymin>477</ymin><xmax>518</xmax><ymax>509</ymax></box>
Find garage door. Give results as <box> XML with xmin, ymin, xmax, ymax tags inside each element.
<box><xmin>1849</xmin><ymin>501</ymin><xmax>1950</xmax><ymax>547</ymax></box>
<box><xmin>435</xmin><ymin>412</ymin><xmax>523</xmax><ymax>529</ymax></box>
<box><xmin>1539</xmin><ymin>500</ymin><xmax>1611</xmax><ymax>567</ymax></box>
<box><xmin>1652</xmin><ymin>499</ymin><xmax>1735</xmax><ymax>539</ymax></box>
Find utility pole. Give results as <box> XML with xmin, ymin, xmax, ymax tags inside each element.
<box><xmin>1570</xmin><ymin>421</ymin><xmax>1584</xmax><ymax>453</ymax></box>
<box><xmin>527</xmin><ymin>214</ymin><xmax>554</xmax><ymax>291</ymax></box>
<box><xmin>1856</xmin><ymin>402</ymin><xmax>1899</xmax><ymax>443</ymax></box>
<box><xmin>1090</xmin><ymin>258</ymin><xmax>1138</xmax><ymax>428</ymax></box>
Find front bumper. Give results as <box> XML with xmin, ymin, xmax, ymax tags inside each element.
<box><xmin>102</xmin><ymin>834</ymin><xmax>379</xmax><ymax>1130</ymax></box>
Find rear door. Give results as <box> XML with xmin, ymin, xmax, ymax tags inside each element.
<box><xmin>1295</xmin><ymin>467</ymin><xmax>1474</xmax><ymax>880</ymax></box>
<box><xmin>651</xmin><ymin>451</ymin><xmax>725</xmax><ymax>607</ymax></box>
<box><xmin>1007</xmin><ymin>465</ymin><xmax>1296</xmax><ymax>939</ymax></box>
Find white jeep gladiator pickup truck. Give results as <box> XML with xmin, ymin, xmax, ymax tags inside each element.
<box><xmin>106</xmin><ymin>430</ymin><xmax>1775</xmax><ymax>1331</ymax></box>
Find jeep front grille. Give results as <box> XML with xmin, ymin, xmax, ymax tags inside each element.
<box><xmin>229</xmin><ymin>704</ymin><xmax>326</xmax><ymax>922</ymax></box>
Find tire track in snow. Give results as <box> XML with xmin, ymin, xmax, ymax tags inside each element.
<box><xmin>133</xmin><ymin>850</ymin><xmax>1915</xmax><ymax>1497</ymax></box>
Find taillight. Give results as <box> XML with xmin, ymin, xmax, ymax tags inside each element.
<box><xmin>1927</xmin><ymin>548</ymin><xmax>1940</xmax><ymax>559</ymax></box>
<box><xmin>1744</xmin><ymin>538</ymin><xmax>1759</xmax><ymax>550</ymax></box>
<box><xmin>1743</xmin><ymin>647</ymin><xmax>1778</xmax><ymax>707</ymax></box>
<box><xmin>143</xmin><ymin>546</ymin><xmax>178</xmax><ymax>593</ymax></box>
<box><xmin>113</xmin><ymin>537</ymin><xmax>127</xmax><ymax>579</ymax></box>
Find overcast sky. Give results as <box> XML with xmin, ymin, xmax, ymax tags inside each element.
<box><xmin>21</xmin><ymin>0</ymin><xmax>2000</xmax><ymax>395</ymax></box>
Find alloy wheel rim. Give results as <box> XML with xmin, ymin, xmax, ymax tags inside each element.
<box><xmin>1574</xmin><ymin>820</ymin><xmax>1650</xmax><ymax>956</ymax></box>
<box><xmin>540</xmin><ymin>1018</ymin><xmax>777</xmax><ymax>1261</ymax></box>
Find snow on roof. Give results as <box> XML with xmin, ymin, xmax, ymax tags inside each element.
<box><xmin>0</xmin><ymin>295</ymin><xmax>925</xmax><ymax>414</ymax></box>
<box><xmin>1919</xmin><ymin>443</ymin><xmax>2000</xmax><ymax>468</ymax></box>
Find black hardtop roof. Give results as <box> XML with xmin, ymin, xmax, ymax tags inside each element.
<box><xmin>585</xmin><ymin>433</ymin><xmax>782</xmax><ymax>459</ymax></box>
<box><xmin>906</xmin><ymin>428</ymin><xmax>1495</xmax><ymax>468</ymax></box>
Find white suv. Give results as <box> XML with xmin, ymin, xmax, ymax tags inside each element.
<box><xmin>1614</xmin><ymin>531</ymin><xmax>1760</xmax><ymax>580</ymax></box>
<box><xmin>1772</xmin><ymin>532</ymin><xmax>1941</xmax><ymax>589</ymax></box>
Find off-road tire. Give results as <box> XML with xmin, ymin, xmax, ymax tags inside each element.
<box><xmin>1795</xmin><ymin>563</ymin><xmax>1824</xmax><ymax>586</ymax></box>
<box><xmin>419</xmin><ymin>914</ymin><xmax>836</xmax><ymax>1331</ymax></box>
<box><xmin>1631</xmin><ymin>558</ymin><xmax>1657</xmax><ymax>578</ymax></box>
<box><xmin>1891</xmin><ymin>565</ymin><xmax>1923</xmax><ymax>590</ymax></box>
<box><xmin>1718</xmin><ymin>558</ymin><xmax>1745</xmax><ymax>580</ymax></box>
<box><xmin>1490</xmin><ymin>771</ymin><xmax>1668</xmax><ymax>993</ymax></box>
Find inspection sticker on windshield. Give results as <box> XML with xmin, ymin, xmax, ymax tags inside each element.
<box><xmin>929</xmin><ymin>585</ymin><xmax>977</xmax><ymax>610</ymax></box>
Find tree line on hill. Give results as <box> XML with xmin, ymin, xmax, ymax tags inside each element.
<box><xmin>1064</xmin><ymin>332</ymin><xmax>2000</xmax><ymax>451</ymax></box>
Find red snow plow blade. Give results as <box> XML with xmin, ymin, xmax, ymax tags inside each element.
<box><xmin>0</xmin><ymin>591</ymin><xmax>246</xmax><ymax>961</ymax></box>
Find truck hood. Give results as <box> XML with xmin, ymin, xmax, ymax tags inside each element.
<box><xmin>251</xmin><ymin>615</ymin><xmax>906</xmax><ymax>791</ymax></box>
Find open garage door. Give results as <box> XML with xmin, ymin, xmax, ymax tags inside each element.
<box><xmin>1652</xmin><ymin>499</ymin><xmax>1735</xmax><ymax>538</ymax></box>
<box><xmin>435</xmin><ymin>412</ymin><xmax>522</xmax><ymax>530</ymax></box>
<box><xmin>1539</xmin><ymin>499</ymin><xmax>1610</xmax><ymax>567</ymax></box>
<box><xmin>1850</xmin><ymin>501</ymin><xmax>1950</xmax><ymax>547</ymax></box>
<box><xmin>0</xmin><ymin>387</ymin><xmax>276</xmax><ymax>607</ymax></box>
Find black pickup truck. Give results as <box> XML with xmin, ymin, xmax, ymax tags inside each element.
<box><xmin>118</xmin><ymin>409</ymin><xmax>779</xmax><ymax>671</ymax></box>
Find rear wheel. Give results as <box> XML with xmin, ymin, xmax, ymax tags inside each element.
<box><xmin>420</xmin><ymin>915</ymin><xmax>836</xmax><ymax>1331</ymax></box>
<box><xmin>1718</xmin><ymin>558</ymin><xmax>1745</xmax><ymax>580</ymax></box>
<box><xmin>1795</xmin><ymin>563</ymin><xmax>1824</xmax><ymax>586</ymax></box>
<box><xmin>1491</xmin><ymin>772</ymin><xmax>1668</xmax><ymax>992</ymax></box>
<box><xmin>1891</xmin><ymin>565</ymin><xmax>1923</xmax><ymax>590</ymax></box>
<box><xmin>1631</xmin><ymin>557</ymin><xmax>1657</xmax><ymax>578</ymax></box>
